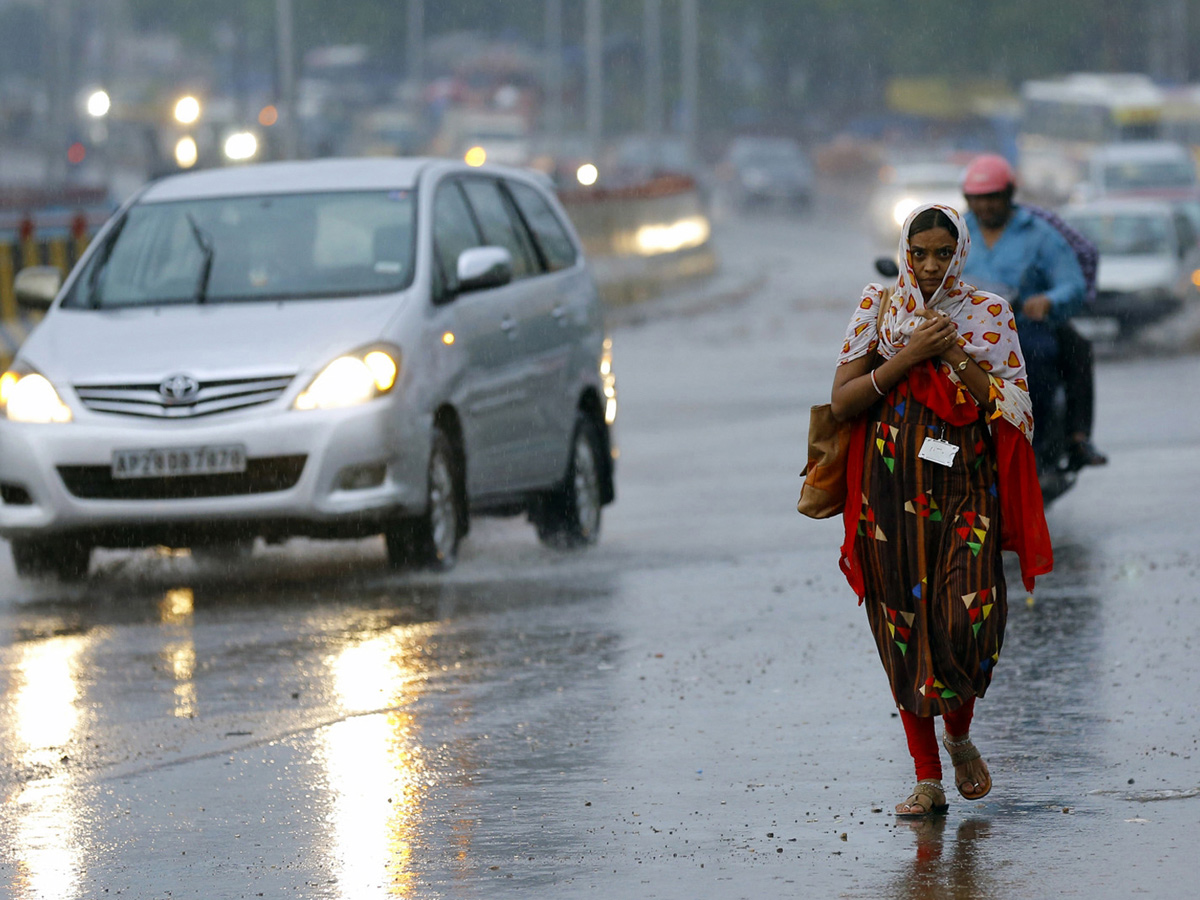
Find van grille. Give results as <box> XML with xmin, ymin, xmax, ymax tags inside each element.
<box><xmin>57</xmin><ymin>456</ymin><xmax>307</xmax><ymax>500</ymax></box>
<box><xmin>74</xmin><ymin>375</ymin><xmax>295</xmax><ymax>419</ymax></box>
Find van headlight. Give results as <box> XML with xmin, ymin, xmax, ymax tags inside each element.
<box><xmin>294</xmin><ymin>349</ymin><xmax>399</xmax><ymax>411</ymax></box>
<box><xmin>0</xmin><ymin>369</ymin><xmax>73</xmax><ymax>423</ymax></box>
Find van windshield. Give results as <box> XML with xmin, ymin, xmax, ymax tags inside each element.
<box><xmin>63</xmin><ymin>190</ymin><xmax>416</xmax><ymax>309</ymax></box>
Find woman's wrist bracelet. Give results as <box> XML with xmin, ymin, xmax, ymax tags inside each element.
<box><xmin>870</xmin><ymin>368</ymin><xmax>886</xmax><ymax>397</ymax></box>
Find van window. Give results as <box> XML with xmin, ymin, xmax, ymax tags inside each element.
<box><xmin>507</xmin><ymin>181</ymin><xmax>578</xmax><ymax>271</ymax></box>
<box><xmin>63</xmin><ymin>191</ymin><xmax>416</xmax><ymax>308</ymax></box>
<box><xmin>460</xmin><ymin>178</ymin><xmax>537</xmax><ymax>278</ymax></box>
<box><xmin>432</xmin><ymin>181</ymin><xmax>482</xmax><ymax>291</ymax></box>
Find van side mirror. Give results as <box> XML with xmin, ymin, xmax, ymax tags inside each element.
<box><xmin>456</xmin><ymin>246</ymin><xmax>513</xmax><ymax>293</ymax></box>
<box><xmin>13</xmin><ymin>266</ymin><xmax>62</xmax><ymax>311</ymax></box>
<box><xmin>874</xmin><ymin>257</ymin><xmax>899</xmax><ymax>279</ymax></box>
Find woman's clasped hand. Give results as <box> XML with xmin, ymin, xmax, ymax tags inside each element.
<box><xmin>905</xmin><ymin>310</ymin><xmax>960</xmax><ymax>363</ymax></box>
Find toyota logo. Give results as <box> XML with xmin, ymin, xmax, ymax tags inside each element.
<box><xmin>160</xmin><ymin>374</ymin><xmax>200</xmax><ymax>404</ymax></box>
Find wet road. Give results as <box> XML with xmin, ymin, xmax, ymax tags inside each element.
<box><xmin>1</xmin><ymin>195</ymin><xmax>1198</xmax><ymax>898</ymax></box>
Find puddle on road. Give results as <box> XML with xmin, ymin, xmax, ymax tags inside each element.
<box><xmin>0</xmin><ymin>540</ymin><xmax>627</xmax><ymax>898</ymax></box>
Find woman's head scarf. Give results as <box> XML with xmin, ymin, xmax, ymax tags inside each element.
<box><xmin>838</xmin><ymin>203</ymin><xmax>1034</xmax><ymax>441</ymax></box>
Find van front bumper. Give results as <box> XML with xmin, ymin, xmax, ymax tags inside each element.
<box><xmin>0</xmin><ymin>400</ymin><xmax>431</xmax><ymax>547</ymax></box>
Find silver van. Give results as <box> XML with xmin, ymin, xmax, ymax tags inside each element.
<box><xmin>0</xmin><ymin>158</ymin><xmax>616</xmax><ymax>579</ymax></box>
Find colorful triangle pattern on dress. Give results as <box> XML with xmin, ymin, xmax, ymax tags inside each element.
<box><xmin>890</xmin><ymin>380</ymin><xmax>910</xmax><ymax>419</ymax></box>
<box><xmin>911</xmin><ymin>577</ymin><xmax>927</xmax><ymax>601</ymax></box>
<box><xmin>883</xmin><ymin>604</ymin><xmax>908</xmax><ymax>655</ymax></box>
<box><xmin>857</xmin><ymin>495</ymin><xmax>888</xmax><ymax>541</ymax></box>
<box><xmin>875</xmin><ymin>423</ymin><xmax>899</xmax><ymax>474</ymax></box>
<box><xmin>955</xmin><ymin>512</ymin><xmax>990</xmax><ymax>557</ymax></box>
<box><xmin>961</xmin><ymin>587</ymin><xmax>994</xmax><ymax>639</ymax></box>
<box><xmin>920</xmin><ymin>675</ymin><xmax>956</xmax><ymax>699</ymax></box>
<box><xmin>904</xmin><ymin>490</ymin><xmax>943</xmax><ymax>522</ymax></box>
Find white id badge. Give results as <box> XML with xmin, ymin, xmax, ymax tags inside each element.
<box><xmin>918</xmin><ymin>437</ymin><xmax>960</xmax><ymax>467</ymax></box>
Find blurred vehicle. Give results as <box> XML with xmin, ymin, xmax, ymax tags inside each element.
<box><xmin>1071</xmin><ymin>141</ymin><xmax>1198</xmax><ymax>203</ymax></box>
<box><xmin>719</xmin><ymin>136</ymin><xmax>814</xmax><ymax>210</ymax></box>
<box><xmin>349</xmin><ymin>106</ymin><xmax>428</xmax><ymax>157</ymax></box>
<box><xmin>1060</xmin><ymin>198</ymin><xmax>1199</xmax><ymax>337</ymax></box>
<box><xmin>867</xmin><ymin>162</ymin><xmax>964</xmax><ymax>246</ymax></box>
<box><xmin>436</xmin><ymin>109</ymin><xmax>531</xmax><ymax>167</ymax></box>
<box><xmin>0</xmin><ymin>158</ymin><xmax>616</xmax><ymax>579</ymax></box>
<box><xmin>604</xmin><ymin>134</ymin><xmax>710</xmax><ymax>201</ymax></box>
<box><xmin>1017</xmin><ymin>73</ymin><xmax>1165</xmax><ymax>203</ymax></box>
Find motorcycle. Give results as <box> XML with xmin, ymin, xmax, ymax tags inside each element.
<box><xmin>873</xmin><ymin>258</ymin><xmax>1076</xmax><ymax>505</ymax></box>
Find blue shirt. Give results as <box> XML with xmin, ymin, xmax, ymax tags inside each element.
<box><xmin>961</xmin><ymin>206</ymin><xmax>1086</xmax><ymax>320</ymax></box>
<box><xmin>962</xmin><ymin>205</ymin><xmax>1087</xmax><ymax>363</ymax></box>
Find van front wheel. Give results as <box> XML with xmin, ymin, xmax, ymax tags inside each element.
<box><xmin>385</xmin><ymin>429</ymin><xmax>463</xmax><ymax>571</ymax></box>
<box><xmin>533</xmin><ymin>413</ymin><xmax>603</xmax><ymax>549</ymax></box>
<box><xmin>10</xmin><ymin>536</ymin><xmax>92</xmax><ymax>581</ymax></box>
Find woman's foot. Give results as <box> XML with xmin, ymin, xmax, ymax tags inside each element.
<box><xmin>895</xmin><ymin>779</ymin><xmax>949</xmax><ymax>817</ymax></box>
<box><xmin>942</xmin><ymin>732</ymin><xmax>992</xmax><ymax>800</ymax></box>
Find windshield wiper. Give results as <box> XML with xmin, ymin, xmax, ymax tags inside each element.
<box><xmin>185</xmin><ymin>213</ymin><xmax>215</xmax><ymax>304</ymax></box>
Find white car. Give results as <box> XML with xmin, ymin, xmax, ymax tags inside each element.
<box><xmin>1072</xmin><ymin>141</ymin><xmax>1198</xmax><ymax>202</ymax></box>
<box><xmin>1062</xmin><ymin>197</ymin><xmax>1199</xmax><ymax>336</ymax></box>
<box><xmin>0</xmin><ymin>158</ymin><xmax>617</xmax><ymax>579</ymax></box>
<box><xmin>866</xmin><ymin>162</ymin><xmax>965</xmax><ymax>247</ymax></box>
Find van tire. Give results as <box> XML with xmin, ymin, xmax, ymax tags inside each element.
<box><xmin>533</xmin><ymin>412</ymin><xmax>603</xmax><ymax>549</ymax></box>
<box><xmin>385</xmin><ymin>429</ymin><xmax>463</xmax><ymax>571</ymax></box>
<box><xmin>11</xmin><ymin>537</ymin><xmax>92</xmax><ymax>581</ymax></box>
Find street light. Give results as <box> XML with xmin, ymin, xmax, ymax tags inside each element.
<box><xmin>85</xmin><ymin>89</ymin><xmax>111</xmax><ymax>118</ymax></box>
<box><xmin>174</xmin><ymin>95</ymin><xmax>201</xmax><ymax>125</ymax></box>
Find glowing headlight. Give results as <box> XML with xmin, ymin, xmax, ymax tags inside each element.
<box><xmin>223</xmin><ymin>131</ymin><xmax>258</xmax><ymax>162</ymax></box>
<box><xmin>1</xmin><ymin>371</ymin><xmax>73</xmax><ymax>423</ymax></box>
<box><xmin>633</xmin><ymin>215</ymin><xmax>711</xmax><ymax>256</ymax></box>
<box><xmin>892</xmin><ymin>197</ymin><xmax>920</xmax><ymax>227</ymax></box>
<box><xmin>294</xmin><ymin>350</ymin><xmax>399</xmax><ymax>411</ymax></box>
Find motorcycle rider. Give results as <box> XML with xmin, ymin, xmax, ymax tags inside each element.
<box><xmin>959</xmin><ymin>154</ymin><xmax>1108</xmax><ymax>471</ymax></box>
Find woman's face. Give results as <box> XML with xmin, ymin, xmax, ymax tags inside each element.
<box><xmin>908</xmin><ymin>226</ymin><xmax>957</xmax><ymax>301</ymax></box>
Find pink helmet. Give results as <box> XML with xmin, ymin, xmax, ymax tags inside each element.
<box><xmin>962</xmin><ymin>154</ymin><xmax>1016</xmax><ymax>195</ymax></box>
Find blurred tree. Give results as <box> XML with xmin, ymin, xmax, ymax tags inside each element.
<box><xmin>0</xmin><ymin>2</ymin><xmax>44</xmax><ymax>75</ymax></box>
<box><xmin>117</xmin><ymin>0</ymin><xmax>1200</xmax><ymax>139</ymax></box>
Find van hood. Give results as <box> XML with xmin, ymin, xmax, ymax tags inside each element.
<box><xmin>1096</xmin><ymin>256</ymin><xmax>1177</xmax><ymax>293</ymax></box>
<box><xmin>18</xmin><ymin>294</ymin><xmax>406</xmax><ymax>384</ymax></box>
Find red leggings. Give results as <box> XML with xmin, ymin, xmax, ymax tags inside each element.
<box><xmin>898</xmin><ymin>698</ymin><xmax>975</xmax><ymax>782</ymax></box>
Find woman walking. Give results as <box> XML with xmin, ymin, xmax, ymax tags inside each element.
<box><xmin>830</xmin><ymin>203</ymin><xmax>1052</xmax><ymax>816</ymax></box>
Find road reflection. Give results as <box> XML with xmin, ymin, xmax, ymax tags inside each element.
<box><xmin>159</xmin><ymin>587</ymin><xmax>197</xmax><ymax>718</ymax></box>
<box><xmin>320</xmin><ymin>626</ymin><xmax>431</xmax><ymax>897</ymax></box>
<box><xmin>885</xmin><ymin>816</ymin><xmax>997</xmax><ymax>898</ymax></box>
<box><xmin>1</xmin><ymin>630</ymin><xmax>93</xmax><ymax>899</ymax></box>
<box><xmin>0</xmin><ymin>544</ymin><xmax>619</xmax><ymax>895</ymax></box>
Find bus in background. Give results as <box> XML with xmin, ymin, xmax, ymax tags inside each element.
<box><xmin>1017</xmin><ymin>73</ymin><xmax>1165</xmax><ymax>204</ymax></box>
<box><xmin>1162</xmin><ymin>84</ymin><xmax>1200</xmax><ymax>167</ymax></box>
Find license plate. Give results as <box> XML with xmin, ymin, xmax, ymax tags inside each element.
<box><xmin>111</xmin><ymin>445</ymin><xmax>247</xmax><ymax>480</ymax></box>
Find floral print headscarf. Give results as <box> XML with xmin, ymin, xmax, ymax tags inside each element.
<box><xmin>838</xmin><ymin>203</ymin><xmax>1034</xmax><ymax>442</ymax></box>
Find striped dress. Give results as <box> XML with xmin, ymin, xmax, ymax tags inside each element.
<box><xmin>855</xmin><ymin>376</ymin><xmax>1006</xmax><ymax>717</ymax></box>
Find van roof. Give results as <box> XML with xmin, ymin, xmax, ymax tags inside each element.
<box><xmin>140</xmin><ymin>157</ymin><xmax>435</xmax><ymax>202</ymax></box>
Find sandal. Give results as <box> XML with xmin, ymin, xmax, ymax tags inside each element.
<box><xmin>942</xmin><ymin>732</ymin><xmax>992</xmax><ymax>800</ymax></box>
<box><xmin>895</xmin><ymin>779</ymin><xmax>949</xmax><ymax>817</ymax></box>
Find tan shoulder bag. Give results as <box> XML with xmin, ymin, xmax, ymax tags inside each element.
<box><xmin>796</xmin><ymin>287</ymin><xmax>889</xmax><ymax>519</ymax></box>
